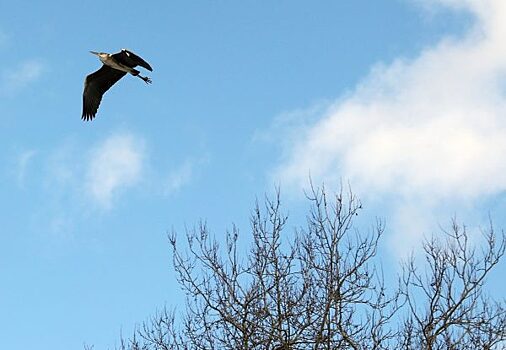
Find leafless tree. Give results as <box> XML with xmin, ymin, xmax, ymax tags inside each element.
<box><xmin>398</xmin><ymin>220</ymin><xmax>506</xmax><ymax>349</ymax></box>
<box><xmin>110</xmin><ymin>186</ymin><xmax>505</xmax><ymax>350</ymax></box>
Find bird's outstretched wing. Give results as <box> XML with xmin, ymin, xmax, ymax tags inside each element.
<box><xmin>112</xmin><ymin>49</ymin><xmax>153</xmax><ymax>71</ymax></box>
<box><xmin>82</xmin><ymin>65</ymin><xmax>126</xmax><ymax>121</ymax></box>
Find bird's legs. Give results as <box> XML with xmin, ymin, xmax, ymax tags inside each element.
<box><xmin>138</xmin><ymin>75</ymin><xmax>152</xmax><ymax>84</ymax></box>
<box><xmin>129</xmin><ymin>69</ymin><xmax>152</xmax><ymax>84</ymax></box>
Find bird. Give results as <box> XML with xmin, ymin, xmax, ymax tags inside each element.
<box><xmin>82</xmin><ymin>49</ymin><xmax>153</xmax><ymax>121</ymax></box>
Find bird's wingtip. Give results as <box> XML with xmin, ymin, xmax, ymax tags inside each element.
<box><xmin>81</xmin><ymin>113</ymin><xmax>95</xmax><ymax>121</ymax></box>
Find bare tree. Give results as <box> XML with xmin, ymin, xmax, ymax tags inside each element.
<box><xmin>111</xmin><ymin>186</ymin><xmax>505</xmax><ymax>350</ymax></box>
<box><xmin>398</xmin><ymin>220</ymin><xmax>506</xmax><ymax>350</ymax></box>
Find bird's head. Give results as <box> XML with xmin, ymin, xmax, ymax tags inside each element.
<box><xmin>90</xmin><ymin>51</ymin><xmax>109</xmax><ymax>60</ymax></box>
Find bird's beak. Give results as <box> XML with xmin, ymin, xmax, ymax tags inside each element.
<box><xmin>89</xmin><ymin>51</ymin><xmax>99</xmax><ymax>56</ymax></box>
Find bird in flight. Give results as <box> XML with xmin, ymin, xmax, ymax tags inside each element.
<box><xmin>82</xmin><ymin>49</ymin><xmax>153</xmax><ymax>121</ymax></box>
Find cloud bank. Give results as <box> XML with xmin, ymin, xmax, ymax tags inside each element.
<box><xmin>273</xmin><ymin>0</ymin><xmax>506</xmax><ymax>251</ymax></box>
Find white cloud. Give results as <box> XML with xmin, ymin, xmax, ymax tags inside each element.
<box><xmin>272</xmin><ymin>0</ymin><xmax>506</xmax><ymax>253</ymax></box>
<box><xmin>1</xmin><ymin>59</ymin><xmax>45</xmax><ymax>94</ymax></box>
<box><xmin>164</xmin><ymin>157</ymin><xmax>208</xmax><ymax>195</ymax></box>
<box><xmin>165</xmin><ymin>160</ymin><xmax>195</xmax><ymax>195</ymax></box>
<box><xmin>85</xmin><ymin>133</ymin><xmax>145</xmax><ymax>209</ymax></box>
<box><xmin>16</xmin><ymin>149</ymin><xmax>37</xmax><ymax>188</ymax></box>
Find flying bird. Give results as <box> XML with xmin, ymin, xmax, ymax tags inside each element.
<box><xmin>82</xmin><ymin>49</ymin><xmax>153</xmax><ymax>121</ymax></box>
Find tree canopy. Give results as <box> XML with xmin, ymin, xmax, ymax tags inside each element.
<box><xmin>108</xmin><ymin>186</ymin><xmax>506</xmax><ymax>350</ymax></box>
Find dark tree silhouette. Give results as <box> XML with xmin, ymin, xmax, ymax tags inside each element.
<box><xmin>109</xmin><ymin>186</ymin><xmax>505</xmax><ymax>350</ymax></box>
<box><xmin>398</xmin><ymin>221</ymin><xmax>506</xmax><ymax>349</ymax></box>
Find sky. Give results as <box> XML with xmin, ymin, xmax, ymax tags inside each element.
<box><xmin>1</xmin><ymin>1</ymin><xmax>506</xmax><ymax>349</ymax></box>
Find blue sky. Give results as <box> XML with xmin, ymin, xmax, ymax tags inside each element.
<box><xmin>1</xmin><ymin>1</ymin><xmax>505</xmax><ymax>349</ymax></box>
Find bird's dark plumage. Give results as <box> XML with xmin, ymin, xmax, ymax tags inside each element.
<box><xmin>112</xmin><ymin>50</ymin><xmax>153</xmax><ymax>72</ymax></box>
<box><xmin>82</xmin><ymin>65</ymin><xmax>126</xmax><ymax>121</ymax></box>
<box><xmin>82</xmin><ymin>49</ymin><xmax>152</xmax><ymax>121</ymax></box>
